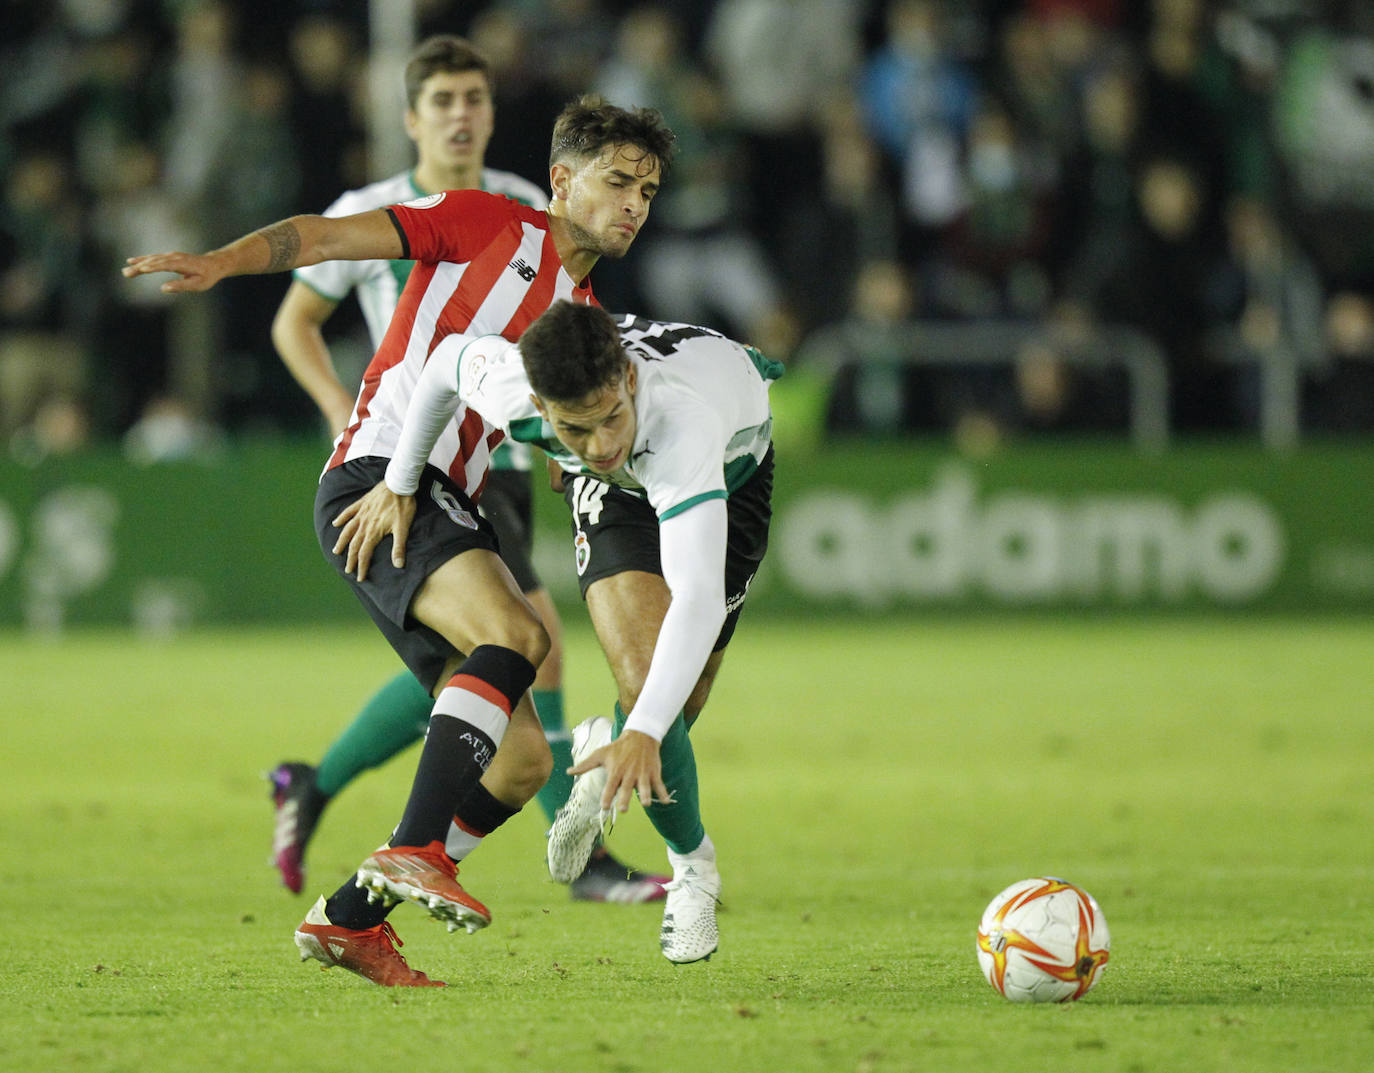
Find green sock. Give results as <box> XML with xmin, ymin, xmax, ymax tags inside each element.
<box><xmin>613</xmin><ymin>702</ymin><xmax>704</xmax><ymax>854</ymax></box>
<box><xmin>533</xmin><ymin>688</ymin><xmax>574</xmax><ymax>824</ymax></box>
<box><xmin>315</xmin><ymin>671</ymin><xmax>432</xmax><ymax>797</ymax></box>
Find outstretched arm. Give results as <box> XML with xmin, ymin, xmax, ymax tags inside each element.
<box><xmin>121</xmin><ymin>209</ymin><xmax>404</xmax><ymax>293</ymax></box>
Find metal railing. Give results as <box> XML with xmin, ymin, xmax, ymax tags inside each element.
<box><xmin>797</xmin><ymin>320</ymin><xmax>1171</xmax><ymax>452</ymax></box>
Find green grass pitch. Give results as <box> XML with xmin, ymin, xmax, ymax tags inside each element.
<box><xmin>1</xmin><ymin>614</ymin><xmax>1370</xmax><ymax>1072</ymax></box>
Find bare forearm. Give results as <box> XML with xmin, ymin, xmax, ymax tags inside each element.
<box><xmin>213</xmin><ymin>217</ymin><xmax>326</xmax><ymax>276</ymax></box>
<box><xmin>255</xmin><ymin>220</ymin><xmax>305</xmax><ymax>271</ymax></box>
<box><xmin>272</xmin><ymin>322</ymin><xmax>354</xmax><ymax>435</ymax></box>
<box><xmin>272</xmin><ymin>283</ymin><xmax>354</xmax><ymax>436</ymax></box>
<box><xmin>122</xmin><ymin>209</ymin><xmax>402</xmax><ymax>293</ymax></box>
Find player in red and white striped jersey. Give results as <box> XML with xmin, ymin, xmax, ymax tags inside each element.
<box><xmin>125</xmin><ymin>96</ymin><xmax>677</xmax><ymax>986</ymax></box>
<box><xmin>266</xmin><ymin>38</ymin><xmax>661</xmax><ymax>908</ymax></box>
<box><xmin>265</xmin><ymin>33</ymin><xmax>555</xmax><ymax>907</ymax></box>
<box><xmin>324</xmin><ymin>188</ymin><xmax>598</xmax><ymax>498</ymax></box>
<box><xmin>128</xmin><ymin>95</ymin><xmax>670</xmax><ymax>491</ymax></box>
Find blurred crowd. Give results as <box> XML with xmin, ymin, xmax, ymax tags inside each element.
<box><xmin>3</xmin><ymin>0</ymin><xmax>1374</xmax><ymax>461</ymax></box>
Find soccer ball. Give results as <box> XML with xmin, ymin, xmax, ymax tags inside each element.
<box><xmin>976</xmin><ymin>877</ymin><xmax>1111</xmax><ymax>1003</ymax></box>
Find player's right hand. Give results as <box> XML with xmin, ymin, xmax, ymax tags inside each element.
<box><xmin>122</xmin><ymin>252</ymin><xmax>224</xmax><ymax>293</ymax></box>
<box><xmin>570</xmin><ymin>729</ymin><xmax>673</xmax><ymax>814</ymax></box>
<box><xmin>331</xmin><ymin>481</ymin><xmax>416</xmax><ymax>582</ymax></box>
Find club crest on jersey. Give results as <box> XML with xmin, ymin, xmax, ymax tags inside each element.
<box><xmin>574</xmin><ymin>529</ymin><xmax>591</xmax><ymax>576</ymax></box>
<box><xmin>401</xmin><ymin>192</ymin><xmax>446</xmax><ymax>209</ymax></box>
<box><xmin>459</xmin><ymin>346</ymin><xmax>490</xmax><ymax>391</ymax></box>
<box><xmin>509</xmin><ymin>257</ymin><xmax>537</xmax><ymax>282</ymax></box>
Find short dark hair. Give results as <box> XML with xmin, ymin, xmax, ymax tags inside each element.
<box><xmin>404</xmin><ymin>35</ymin><xmax>490</xmax><ymax>109</ymax></box>
<box><xmin>549</xmin><ymin>94</ymin><xmax>676</xmax><ymax>178</ymax></box>
<box><xmin>521</xmin><ymin>303</ymin><xmax>628</xmax><ymax>402</ymax></box>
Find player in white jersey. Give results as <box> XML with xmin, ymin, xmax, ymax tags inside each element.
<box><xmin>261</xmin><ymin>36</ymin><xmax>661</xmax><ymax>906</ymax></box>
<box><xmin>387</xmin><ymin>313</ymin><xmax>777</xmax><ymax>523</ymax></box>
<box><xmin>336</xmin><ymin>302</ymin><xmax>780</xmax><ymax>963</ymax></box>
<box><xmin>125</xmin><ymin>96</ymin><xmax>678</xmax><ymax>986</ymax></box>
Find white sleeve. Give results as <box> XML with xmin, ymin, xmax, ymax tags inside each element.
<box><xmin>382</xmin><ymin>340</ymin><xmax>464</xmax><ymax>495</ymax></box>
<box><xmin>621</xmin><ymin>498</ymin><xmax>728</xmax><ymax>741</ymax></box>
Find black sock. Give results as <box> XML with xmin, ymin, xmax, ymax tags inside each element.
<box><xmin>390</xmin><ymin>646</ymin><xmax>535</xmax><ymax>848</ymax></box>
<box><xmin>391</xmin><ymin>712</ymin><xmax>495</xmax><ymax>849</ymax></box>
<box><xmin>454</xmin><ymin>781</ymin><xmax>520</xmax><ymax>837</ymax></box>
<box><xmin>325</xmin><ymin>877</ymin><xmax>391</xmax><ymax>930</ymax></box>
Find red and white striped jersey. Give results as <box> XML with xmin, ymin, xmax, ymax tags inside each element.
<box><xmin>324</xmin><ymin>189</ymin><xmax>596</xmax><ymax>500</ymax></box>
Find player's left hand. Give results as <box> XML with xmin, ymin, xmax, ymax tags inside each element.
<box><xmin>570</xmin><ymin>729</ymin><xmax>673</xmax><ymax>814</ymax></box>
<box><xmin>331</xmin><ymin>481</ymin><xmax>415</xmax><ymax>582</ymax></box>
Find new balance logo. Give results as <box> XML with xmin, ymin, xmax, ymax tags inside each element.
<box><xmin>509</xmin><ymin>258</ymin><xmax>537</xmax><ymax>282</ymax></box>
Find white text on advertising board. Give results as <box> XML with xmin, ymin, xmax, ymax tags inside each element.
<box><xmin>777</xmin><ymin>466</ymin><xmax>1285</xmax><ymax>606</ymax></box>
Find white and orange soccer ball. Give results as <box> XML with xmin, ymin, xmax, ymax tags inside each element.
<box><xmin>976</xmin><ymin>877</ymin><xmax>1111</xmax><ymax>1003</ymax></box>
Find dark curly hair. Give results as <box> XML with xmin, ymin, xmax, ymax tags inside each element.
<box><xmin>520</xmin><ymin>302</ymin><xmax>627</xmax><ymax>402</ymax></box>
<box><xmin>549</xmin><ymin>94</ymin><xmax>676</xmax><ymax>178</ymax></box>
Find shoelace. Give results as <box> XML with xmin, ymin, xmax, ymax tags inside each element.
<box><xmin>562</xmin><ymin>774</ymin><xmax>618</xmax><ymax>838</ymax></box>
<box><xmin>665</xmin><ymin>868</ymin><xmax>722</xmax><ymax>901</ymax></box>
<box><xmin>665</xmin><ymin>873</ymin><xmax>706</xmax><ymax>895</ymax></box>
<box><xmin>376</xmin><ymin>920</ymin><xmax>403</xmax><ymax>949</ymax></box>
<box><xmin>367</xmin><ymin>920</ymin><xmax>429</xmax><ymax>982</ymax></box>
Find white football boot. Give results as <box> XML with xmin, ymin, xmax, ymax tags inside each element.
<box><xmin>660</xmin><ymin>847</ymin><xmax>722</xmax><ymax>964</ymax></box>
<box><xmin>546</xmin><ymin>716</ymin><xmax>615</xmax><ymax>882</ymax></box>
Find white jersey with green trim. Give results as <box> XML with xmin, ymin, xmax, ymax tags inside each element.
<box><xmin>293</xmin><ymin>167</ymin><xmax>547</xmax><ymax>471</ymax></box>
<box><xmin>450</xmin><ymin>315</ymin><xmax>781</xmax><ymax>520</ymax></box>
<box><xmin>381</xmin><ymin>314</ymin><xmax>780</xmax><ymax>743</ymax></box>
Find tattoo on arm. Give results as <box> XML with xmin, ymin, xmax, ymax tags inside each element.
<box><xmin>256</xmin><ymin>221</ymin><xmax>302</xmax><ymax>272</ymax></box>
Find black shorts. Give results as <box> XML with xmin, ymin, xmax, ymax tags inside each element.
<box><xmin>479</xmin><ymin>469</ymin><xmax>541</xmax><ymax>594</ymax></box>
<box><xmin>561</xmin><ymin>447</ymin><xmax>773</xmax><ymax>652</ymax></box>
<box><xmin>315</xmin><ymin>457</ymin><xmax>500</xmax><ymax>693</ymax></box>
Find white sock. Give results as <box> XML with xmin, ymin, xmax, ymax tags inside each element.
<box><xmin>443</xmin><ymin>814</ymin><xmax>484</xmax><ymax>862</ymax></box>
<box><xmin>432</xmin><ymin>676</ymin><xmax>511</xmax><ymax>759</ymax></box>
<box><xmin>668</xmin><ymin>833</ymin><xmax>716</xmax><ymax>874</ymax></box>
